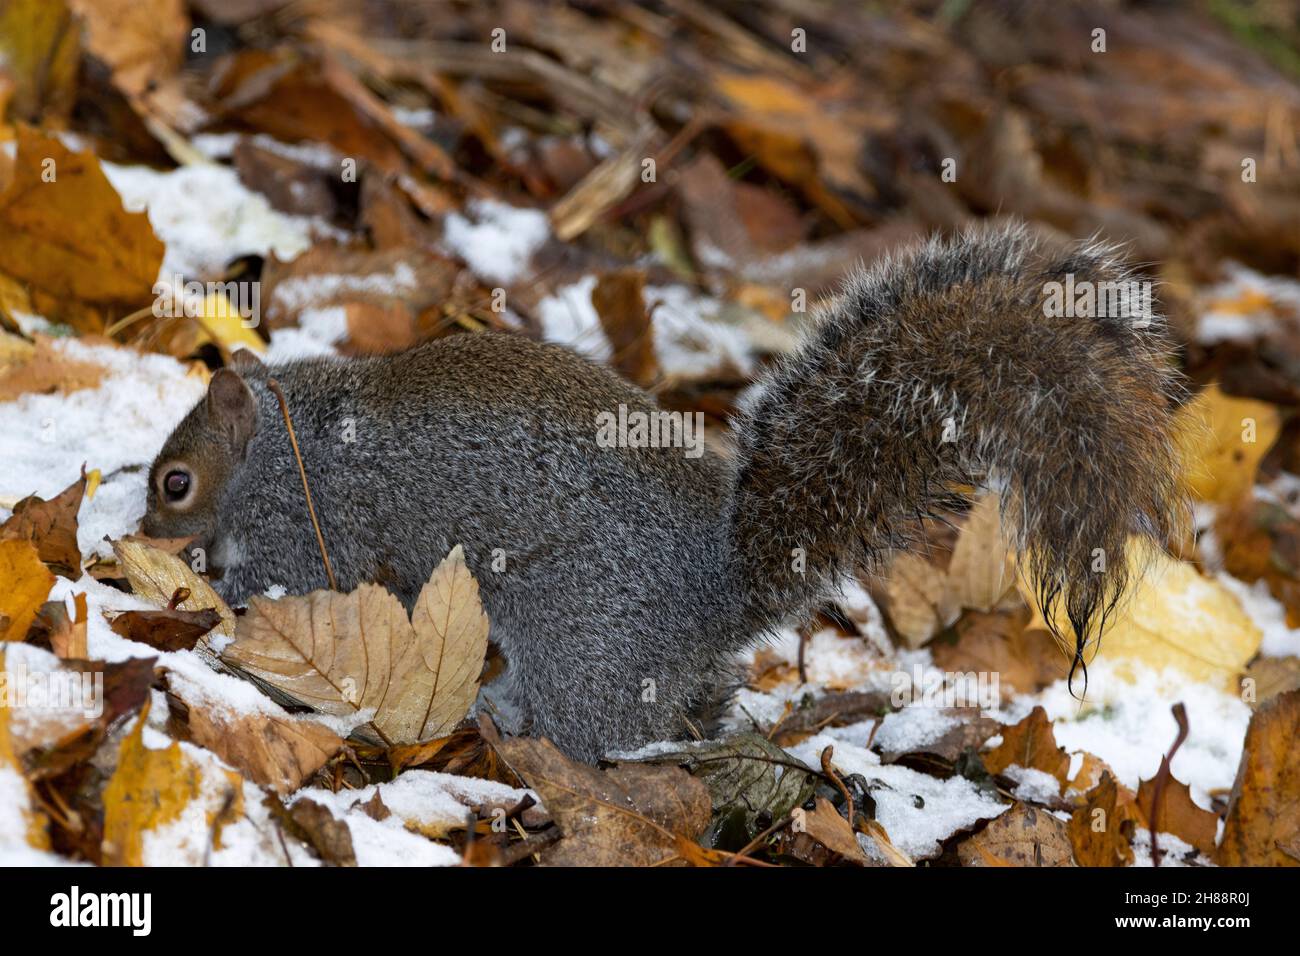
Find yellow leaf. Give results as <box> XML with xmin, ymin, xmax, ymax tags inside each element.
<box><xmin>101</xmin><ymin>698</ymin><xmax>243</xmax><ymax>866</ymax></box>
<box><xmin>193</xmin><ymin>291</ymin><xmax>265</xmax><ymax>355</ymax></box>
<box><xmin>0</xmin><ymin>0</ymin><xmax>80</xmax><ymax>124</ymax></box>
<box><xmin>0</xmin><ymin>538</ymin><xmax>55</xmax><ymax>642</ymax></box>
<box><xmin>0</xmin><ymin>125</ymin><xmax>163</xmax><ymax>311</ymax></box>
<box><xmin>1021</xmin><ymin>538</ymin><xmax>1261</xmax><ymax>691</ymax></box>
<box><xmin>1176</xmin><ymin>383</ymin><xmax>1280</xmax><ymax>505</ymax></box>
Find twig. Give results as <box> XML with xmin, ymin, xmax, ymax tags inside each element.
<box><xmin>725</xmin><ymin>813</ymin><xmax>793</xmax><ymax>866</ymax></box>
<box><xmin>821</xmin><ymin>746</ymin><xmax>854</xmax><ymax>823</ymax></box>
<box><xmin>267</xmin><ymin>378</ymin><xmax>338</xmax><ymax>591</ymax></box>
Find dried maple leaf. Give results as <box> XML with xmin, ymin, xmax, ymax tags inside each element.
<box><xmin>112</xmin><ymin>539</ymin><xmax>237</xmax><ymax>647</ymax></box>
<box><xmin>1217</xmin><ymin>689</ymin><xmax>1300</xmax><ymax>867</ymax></box>
<box><xmin>221</xmin><ymin>545</ymin><xmax>489</xmax><ymax>746</ymax></box>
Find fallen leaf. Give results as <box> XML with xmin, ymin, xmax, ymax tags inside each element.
<box><xmin>0</xmin><ymin>126</ymin><xmax>164</xmax><ymax>317</ymax></box>
<box><xmin>110</xmin><ymin>606</ymin><xmax>223</xmax><ymax>653</ymax></box>
<box><xmin>0</xmin><ymin>538</ymin><xmax>56</xmax><ymax>642</ymax></box>
<box><xmin>47</xmin><ymin>592</ymin><xmax>87</xmax><ymax>659</ymax></box>
<box><xmin>166</xmin><ymin>676</ymin><xmax>342</xmax><ymax>797</ymax></box>
<box><xmin>881</xmin><ymin>551</ymin><xmax>950</xmax><ymax>648</ymax></box>
<box><xmin>1022</xmin><ymin>538</ymin><xmax>1262</xmax><ymax>691</ymax></box>
<box><xmin>960</xmin><ymin>803</ymin><xmax>1074</xmax><ymax>866</ymax></box>
<box><xmin>591</xmin><ymin>269</ymin><xmax>657</xmax><ymax>387</ymax></box>
<box><xmin>0</xmin><ymin>0</ymin><xmax>79</xmax><ymax>125</ymax></box>
<box><xmin>1217</xmin><ymin>689</ymin><xmax>1300</xmax><ymax>866</ymax></box>
<box><xmin>1176</xmin><ymin>383</ymin><xmax>1280</xmax><ymax>505</ymax></box>
<box><xmin>945</xmin><ymin>494</ymin><xmax>1018</xmax><ymax>614</ymax></box>
<box><xmin>1244</xmin><ymin>656</ymin><xmax>1300</xmax><ymax>705</ymax></box>
<box><xmin>799</xmin><ymin>796</ymin><xmax>868</xmax><ymax>865</ymax></box>
<box><xmin>1069</xmin><ymin>772</ymin><xmax>1138</xmax><ymax>867</ymax></box>
<box><xmin>931</xmin><ymin>607</ymin><xmax>1064</xmax><ymax>697</ymax></box>
<box><xmin>0</xmin><ymin>334</ymin><xmax>105</xmax><ymax>402</ymax></box>
<box><xmin>637</xmin><ymin>733</ymin><xmax>817</xmax><ymax>840</ymax></box>
<box><xmin>490</xmin><ymin>734</ymin><xmax>712</xmax><ymax>866</ymax></box>
<box><xmin>983</xmin><ymin>707</ymin><xmax>1070</xmax><ymax>786</ymax></box>
<box><xmin>222</xmin><ymin>545</ymin><xmax>489</xmax><ymax>745</ymax></box>
<box><xmin>101</xmin><ymin>698</ymin><xmax>243</xmax><ymax>866</ymax></box>
<box><xmin>0</xmin><ymin>468</ymin><xmax>86</xmax><ymax>578</ymax></box>
<box><xmin>1137</xmin><ymin>771</ymin><xmax>1218</xmax><ymax>858</ymax></box>
<box><xmin>112</xmin><ymin>539</ymin><xmax>236</xmax><ymax>645</ymax></box>
<box><xmin>278</xmin><ymin>797</ymin><xmax>356</xmax><ymax>866</ymax></box>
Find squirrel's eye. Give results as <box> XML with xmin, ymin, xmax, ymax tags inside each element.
<box><xmin>163</xmin><ymin>469</ymin><xmax>191</xmax><ymax>502</ymax></box>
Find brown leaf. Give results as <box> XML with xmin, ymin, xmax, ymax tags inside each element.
<box><xmin>282</xmin><ymin>797</ymin><xmax>356</xmax><ymax>866</ymax></box>
<box><xmin>960</xmin><ymin>803</ymin><xmax>1074</xmax><ymax>867</ymax></box>
<box><xmin>222</xmin><ymin>545</ymin><xmax>489</xmax><ymax>745</ymax></box>
<box><xmin>489</xmin><ymin>734</ymin><xmax>712</xmax><ymax>867</ymax></box>
<box><xmin>353</xmin><ymin>790</ymin><xmax>391</xmax><ymax>822</ymax></box>
<box><xmin>799</xmin><ymin>796</ymin><xmax>868</xmax><ymax>865</ymax></box>
<box><xmin>931</xmin><ymin>607</ymin><xmax>1064</xmax><ymax>697</ymax></box>
<box><xmin>983</xmin><ymin>706</ymin><xmax>1071</xmax><ymax>786</ymax></box>
<box><xmin>65</xmin><ymin>0</ymin><xmax>187</xmax><ymax>103</ymax></box>
<box><xmin>167</xmin><ymin>677</ymin><xmax>343</xmax><ymax>797</ymax></box>
<box><xmin>0</xmin><ymin>126</ymin><xmax>163</xmax><ymax>315</ymax></box>
<box><xmin>1069</xmin><ymin>772</ymin><xmax>1138</xmax><ymax>867</ymax></box>
<box><xmin>0</xmin><ymin>468</ymin><xmax>86</xmax><ymax>578</ymax></box>
<box><xmin>1136</xmin><ymin>771</ymin><xmax>1219</xmax><ymax>858</ymax></box>
<box><xmin>1217</xmin><ymin>689</ymin><xmax>1300</xmax><ymax>866</ymax></box>
<box><xmin>47</xmin><ymin>592</ymin><xmax>87</xmax><ymax>659</ymax></box>
<box><xmin>110</xmin><ymin>606</ymin><xmax>223</xmax><ymax>653</ymax></box>
<box><xmin>1244</xmin><ymin>656</ymin><xmax>1300</xmax><ymax>705</ymax></box>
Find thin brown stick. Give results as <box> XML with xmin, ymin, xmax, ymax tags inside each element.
<box><xmin>267</xmin><ymin>378</ymin><xmax>338</xmax><ymax>591</ymax></box>
<box><xmin>821</xmin><ymin>745</ymin><xmax>855</xmax><ymax>824</ymax></box>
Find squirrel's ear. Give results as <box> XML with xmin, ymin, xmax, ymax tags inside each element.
<box><xmin>227</xmin><ymin>348</ymin><xmax>265</xmax><ymax>373</ymax></box>
<box><xmin>207</xmin><ymin>368</ymin><xmax>257</xmax><ymax>451</ymax></box>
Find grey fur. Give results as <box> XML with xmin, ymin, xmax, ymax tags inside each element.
<box><xmin>144</xmin><ymin>223</ymin><xmax>1184</xmax><ymax>761</ymax></box>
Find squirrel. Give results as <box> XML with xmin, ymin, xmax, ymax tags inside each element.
<box><xmin>142</xmin><ymin>223</ymin><xmax>1185</xmax><ymax>762</ymax></box>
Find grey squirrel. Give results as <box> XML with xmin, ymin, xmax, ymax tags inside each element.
<box><xmin>142</xmin><ymin>223</ymin><xmax>1184</xmax><ymax>761</ymax></box>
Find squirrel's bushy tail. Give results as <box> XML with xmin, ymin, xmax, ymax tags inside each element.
<box><xmin>728</xmin><ymin>222</ymin><xmax>1185</xmax><ymax>683</ymax></box>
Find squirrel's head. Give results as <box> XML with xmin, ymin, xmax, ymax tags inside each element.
<box><xmin>143</xmin><ymin>368</ymin><xmax>259</xmax><ymax>548</ymax></box>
